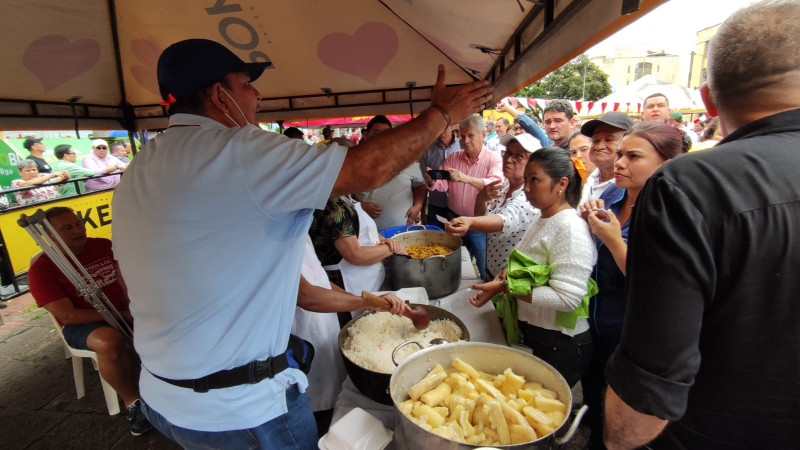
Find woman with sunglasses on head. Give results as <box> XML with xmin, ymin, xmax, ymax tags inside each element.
<box><xmin>578</xmin><ymin>122</ymin><xmax>685</xmax><ymax>449</ymax></box>
<box><xmin>470</xmin><ymin>146</ymin><xmax>597</xmax><ymax>387</ymax></box>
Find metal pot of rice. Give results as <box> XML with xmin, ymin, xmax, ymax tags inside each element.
<box><xmin>338</xmin><ymin>304</ymin><xmax>470</xmax><ymax>405</ymax></box>
<box><xmin>388</xmin><ymin>229</ymin><xmax>461</xmax><ymax>299</ymax></box>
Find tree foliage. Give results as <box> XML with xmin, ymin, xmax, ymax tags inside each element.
<box><xmin>512</xmin><ymin>55</ymin><xmax>611</xmax><ymax>101</ymax></box>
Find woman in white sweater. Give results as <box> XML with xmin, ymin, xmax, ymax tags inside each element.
<box><xmin>470</xmin><ymin>146</ymin><xmax>597</xmax><ymax>386</ymax></box>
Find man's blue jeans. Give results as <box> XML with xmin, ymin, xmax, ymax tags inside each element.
<box><xmin>462</xmin><ymin>229</ymin><xmax>488</xmax><ymax>281</ymax></box>
<box><xmin>141</xmin><ymin>385</ymin><xmax>317</xmax><ymax>449</ymax></box>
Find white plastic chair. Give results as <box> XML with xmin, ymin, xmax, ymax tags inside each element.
<box><xmin>30</xmin><ymin>251</ymin><xmax>120</xmax><ymax>416</ymax></box>
<box><xmin>47</xmin><ymin>311</ymin><xmax>121</xmax><ymax>415</ymax></box>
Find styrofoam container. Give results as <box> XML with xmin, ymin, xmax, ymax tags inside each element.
<box><xmin>318</xmin><ymin>407</ymin><xmax>393</xmax><ymax>450</ymax></box>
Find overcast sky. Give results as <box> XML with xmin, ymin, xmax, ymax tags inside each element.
<box><xmin>585</xmin><ymin>0</ymin><xmax>756</xmax><ymax>86</ymax></box>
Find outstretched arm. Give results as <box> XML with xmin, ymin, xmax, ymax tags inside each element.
<box><xmin>333</xmin><ymin>66</ymin><xmax>493</xmax><ymax>197</ymax></box>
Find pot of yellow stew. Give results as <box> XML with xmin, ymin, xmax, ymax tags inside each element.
<box><xmin>387</xmin><ymin>229</ymin><xmax>461</xmax><ymax>299</ymax></box>
<box><xmin>389</xmin><ymin>342</ymin><xmax>588</xmax><ymax>449</ymax></box>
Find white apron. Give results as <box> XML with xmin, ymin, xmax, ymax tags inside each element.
<box><xmin>325</xmin><ymin>199</ymin><xmax>385</xmax><ymax>295</ymax></box>
<box><xmin>291</xmin><ymin>235</ymin><xmax>347</xmax><ymax>411</ymax></box>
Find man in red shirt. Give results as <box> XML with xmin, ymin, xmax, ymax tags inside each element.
<box><xmin>28</xmin><ymin>206</ymin><xmax>151</xmax><ymax>436</ymax></box>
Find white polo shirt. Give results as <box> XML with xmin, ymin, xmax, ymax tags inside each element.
<box><xmin>112</xmin><ymin>113</ymin><xmax>347</xmax><ymax>431</ymax></box>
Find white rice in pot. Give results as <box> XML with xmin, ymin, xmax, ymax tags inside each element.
<box><xmin>342</xmin><ymin>312</ymin><xmax>463</xmax><ymax>374</ymax></box>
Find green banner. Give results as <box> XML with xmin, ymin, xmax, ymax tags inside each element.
<box><xmin>0</xmin><ymin>138</ymin><xmax>118</xmax><ymax>190</ymax></box>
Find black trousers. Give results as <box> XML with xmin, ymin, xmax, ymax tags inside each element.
<box><xmin>580</xmin><ymin>332</ymin><xmax>620</xmax><ymax>449</ymax></box>
<box><xmin>519</xmin><ymin>321</ymin><xmax>593</xmax><ymax>388</ymax></box>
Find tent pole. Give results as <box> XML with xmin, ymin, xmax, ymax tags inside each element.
<box><xmin>406</xmin><ymin>82</ymin><xmax>416</xmax><ymax>117</ymax></box>
<box><xmin>107</xmin><ymin>0</ymin><xmax>139</xmax><ymax>153</ymax></box>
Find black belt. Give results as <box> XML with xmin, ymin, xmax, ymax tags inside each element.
<box><xmin>149</xmin><ymin>335</ymin><xmax>314</xmax><ymax>393</ymax></box>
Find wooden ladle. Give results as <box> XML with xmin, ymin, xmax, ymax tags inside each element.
<box><xmin>361</xmin><ymin>291</ymin><xmax>431</xmax><ymax>330</ymax></box>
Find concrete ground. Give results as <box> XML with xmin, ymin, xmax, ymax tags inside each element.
<box><xmin>0</xmin><ymin>293</ymin><xmax>179</xmax><ymax>450</ymax></box>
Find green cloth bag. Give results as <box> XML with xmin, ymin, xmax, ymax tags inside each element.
<box><xmin>491</xmin><ymin>249</ymin><xmax>598</xmax><ymax>346</ymax></box>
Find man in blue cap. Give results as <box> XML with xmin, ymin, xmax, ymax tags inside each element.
<box><xmin>112</xmin><ymin>38</ymin><xmax>492</xmax><ymax>449</ymax></box>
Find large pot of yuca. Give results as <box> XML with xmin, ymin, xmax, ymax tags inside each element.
<box><xmin>389</xmin><ymin>342</ymin><xmax>587</xmax><ymax>449</ymax></box>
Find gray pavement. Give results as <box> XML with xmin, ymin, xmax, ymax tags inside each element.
<box><xmin>0</xmin><ymin>312</ymin><xmax>178</xmax><ymax>450</ymax></box>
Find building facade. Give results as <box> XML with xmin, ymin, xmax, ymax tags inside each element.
<box><xmin>590</xmin><ymin>47</ymin><xmax>680</xmax><ymax>91</ymax></box>
<box><xmin>687</xmin><ymin>24</ymin><xmax>720</xmax><ymax>89</ymax></box>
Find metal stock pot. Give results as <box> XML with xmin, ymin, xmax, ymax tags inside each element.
<box><xmin>387</xmin><ymin>228</ymin><xmax>461</xmax><ymax>299</ymax></box>
<box><xmin>389</xmin><ymin>342</ymin><xmax>588</xmax><ymax>449</ymax></box>
<box><xmin>338</xmin><ymin>305</ymin><xmax>470</xmax><ymax>405</ymax></box>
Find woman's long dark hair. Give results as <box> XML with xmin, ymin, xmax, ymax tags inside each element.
<box><xmin>527</xmin><ymin>146</ymin><xmax>582</xmax><ymax>208</ymax></box>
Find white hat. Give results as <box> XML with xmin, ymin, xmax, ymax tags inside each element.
<box><xmin>499</xmin><ymin>133</ymin><xmax>542</xmax><ymax>153</ymax></box>
<box><xmin>91</xmin><ymin>139</ymin><xmax>108</xmax><ymax>148</ymax></box>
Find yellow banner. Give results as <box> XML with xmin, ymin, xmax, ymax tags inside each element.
<box><xmin>0</xmin><ymin>191</ymin><xmax>114</xmax><ymax>274</ymax></box>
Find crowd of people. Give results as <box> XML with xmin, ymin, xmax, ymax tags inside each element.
<box><xmin>19</xmin><ymin>1</ymin><xmax>800</xmax><ymax>449</ymax></box>
<box><xmin>3</xmin><ymin>137</ymin><xmax>132</xmax><ymax>208</ymax></box>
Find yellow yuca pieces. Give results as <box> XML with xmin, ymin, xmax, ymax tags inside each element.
<box><xmin>508</xmin><ymin>397</ymin><xmax>527</xmax><ymax>412</ymax></box>
<box><xmin>487</xmin><ymin>399</ymin><xmax>511</xmax><ymax>445</ymax></box>
<box><xmin>523</xmin><ymin>405</ymin><xmax>555</xmax><ymax>427</ymax></box>
<box><xmin>518</xmin><ymin>388</ymin><xmax>537</xmax><ymax>402</ymax></box>
<box><xmin>413</xmin><ymin>402</ymin><xmax>446</xmax><ymax>428</ymax></box>
<box><xmin>547</xmin><ymin>410</ymin><xmax>566</xmax><ymax>426</ymax></box>
<box><xmin>534</xmin><ymin>394</ymin><xmax>567</xmax><ymax>413</ymax></box>
<box><xmin>482</xmin><ymin>425</ymin><xmax>499</xmax><ymax>443</ymax></box>
<box><xmin>472</xmin><ymin>393</ymin><xmax>491</xmax><ymax>430</ymax></box>
<box><xmin>474</xmin><ymin>378</ymin><xmax>537</xmax><ymax>440</ymax></box>
<box><xmin>398</xmin><ymin>399</ymin><xmax>414</xmax><ymax>415</ymax></box>
<box><xmin>458</xmin><ymin>407</ymin><xmax>475</xmax><ymax>438</ymax></box>
<box><xmin>523</xmin><ymin>405</ymin><xmax>556</xmax><ymax>437</ymax></box>
<box><xmin>431</xmin><ymin>421</ymin><xmax>464</xmax><ymax>441</ymax></box>
<box><xmin>509</xmin><ymin>423</ymin><xmax>538</xmax><ymax>444</ymax></box>
<box><xmin>401</xmin><ymin>358</ymin><xmax>566</xmax><ymax>446</ymax></box>
<box><xmin>465</xmin><ymin>432</ymin><xmax>486</xmax><ymax>445</ymax></box>
<box><xmin>532</xmin><ymin>387</ymin><xmax>558</xmax><ymax>399</ymax></box>
<box><xmin>500</xmin><ymin>368</ymin><xmax>526</xmax><ymax>396</ymax></box>
<box><xmin>421</xmin><ymin>381</ymin><xmax>452</xmax><ymax>407</ymax></box>
<box><xmin>452</xmin><ymin>379</ymin><xmax>476</xmax><ymax>398</ymax></box>
<box><xmin>451</xmin><ymin>358</ymin><xmax>480</xmax><ymax>380</ymax></box>
<box><xmin>523</xmin><ymin>381</ymin><xmax>543</xmax><ymax>390</ymax></box>
<box><xmin>409</xmin><ymin>365</ymin><xmax>447</xmax><ymax>400</ymax></box>
<box><xmin>444</xmin><ymin>372</ymin><xmax>467</xmax><ymax>390</ymax></box>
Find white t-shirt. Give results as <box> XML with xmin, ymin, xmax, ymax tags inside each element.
<box><xmin>580</xmin><ymin>168</ymin><xmax>616</xmax><ymax>206</ymax></box>
<box><xmin>112</xmin><ymin>114</ymin><xmax>347</xmax><ymax>431</ymax></box>
<box><xmin>292</xmin><ymin>236</ymin><xmax>347</xmax><ymax>412</ymax></box>
<box><xmin>354</xmin><ymin>162</ymin><xmax>424</xmax><ymax>230</ymax></box>
<box><xmin>484</xmin><ymin>181</ymin><xmax>540</xmax><ymax>276</ymax></box>
<box><xmin>484</xmin><ymin>134</ymin><xmax>503</xmax><ymax>155</ymax></box>
<box><xmin>514</xmin><ymin>209</ymin><xmax>597</xmax><ymax>336</ymax></box>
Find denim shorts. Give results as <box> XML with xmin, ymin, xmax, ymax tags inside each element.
<box><xmin>61</xmin><ymin>321</ymin><xmax>109</xmax><ymax>350</ymax></box>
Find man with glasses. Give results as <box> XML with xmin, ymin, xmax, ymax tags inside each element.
<box><xmin>52</xmin><ymin>144</ymin><xmax>96</xmax><ymax>197</ymax></box>
<box><xmin>83</xmin><ymin>139</ymin><xmax>127</xmax><ymax>192</ymax></box>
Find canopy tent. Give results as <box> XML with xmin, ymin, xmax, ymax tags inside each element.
<box><xmin>0</xmin><ymin>0</ymin><xmax>666</xmax><ymax>132</ymax></box>
<box><xmin>588</xmin><ymin>74</ymin><xmax>704</xmax><ymax>115</ymax></box>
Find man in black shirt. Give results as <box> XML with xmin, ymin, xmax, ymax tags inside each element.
<box><xmin>604</xmin><ymin>1</ymin><xmax>800</xmax><ymax>448</ymax></box>
<box><xmin>23</xmin><ymin>136</ymin><xmax>51</xmax><ymax>174</ymax></box>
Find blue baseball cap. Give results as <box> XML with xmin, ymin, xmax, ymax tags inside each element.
<box><xmin>157</xmin><ymin>39</ymin><xmax>270</xmax><ymax>102</ymax></box>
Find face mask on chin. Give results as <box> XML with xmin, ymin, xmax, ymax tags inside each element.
<box><xmin>220</xmin><ymin>88</ymin><xmax>249</xmax><ymax>128</ymax></box>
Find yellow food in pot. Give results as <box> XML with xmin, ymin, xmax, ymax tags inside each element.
<box><xmin>400</xmin><ymin>359</ymin><xmax>567</xmax><ymax>446</ymax></box>
<box><xmin>406</xmin><ymin>244</ymin><xmax>453</xmax><ymax>259</ymax></box>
